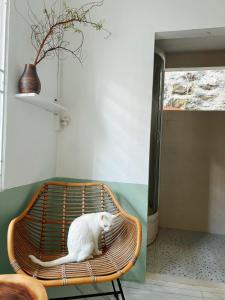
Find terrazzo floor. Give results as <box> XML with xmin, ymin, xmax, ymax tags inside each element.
<box><xmin>147</xmin><ymin>228</ymin><xmax>225</xmax><ymax>283</ymax></box>
<box><xmin>48</xmin><ymin>275</ymin><xmax>225</xmax><ymax>299</ymax></box>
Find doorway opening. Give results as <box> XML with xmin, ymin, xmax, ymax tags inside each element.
<box><xmin>147</xmin><ymin>28</ymin><xmax>225</xmax><ymax>284</ymax></box>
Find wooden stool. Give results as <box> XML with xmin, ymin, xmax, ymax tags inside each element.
<box><xmin>0</xmin><ymin>274</ymin><xmax>48</xmax><ymax>300</ymax></box>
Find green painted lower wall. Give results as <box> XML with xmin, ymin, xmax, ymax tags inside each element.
<box><xmin>0</xmin><ymin>180</ymin><xmax>52</xmax><ymax>274</ymax></box>
<box><xmin>0</xmin><ymin>177</ymin><xmax>148</xmax><ymax>298</ymax></box>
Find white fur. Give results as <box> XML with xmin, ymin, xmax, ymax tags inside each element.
<box><xmin>29</xmin><ymin>212</ymin><xmax>116</xmax><ymax>267</ymax></box>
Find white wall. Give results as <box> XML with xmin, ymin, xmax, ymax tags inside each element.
<box><xmin>5</xmin><ymin>0</ymin><xmax>225</xmax><ymax>187</ymax></box>
<box><xmin>56</xmin><ymin>0</ymin><xmax>225</xmax><ymax>185</ymax></box>
<box><xmin>3</xmin><ymin>0</ymin><xmax>57</xmax><ymax>189</ymax></box>
<box><xmin>56</xmin><ymin>0</ymin><xmax>155</xmax><ymax>184</ymax></box>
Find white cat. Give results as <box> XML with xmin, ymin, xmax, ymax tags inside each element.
<box><xmin>29</xmin><ymin>212</ymin><xmax>116</xmax><ymax>267</ymax></box>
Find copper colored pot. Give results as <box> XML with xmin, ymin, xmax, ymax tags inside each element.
<box><xmin>18</xmin><ymin>64</ymin><xmax>41</xmax><ymax>94</ymax></box>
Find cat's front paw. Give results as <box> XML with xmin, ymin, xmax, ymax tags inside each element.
<box><xmin>95</xmin><ymin>250</ymin><xmax>102</xmax><ymax>256</ymax></box>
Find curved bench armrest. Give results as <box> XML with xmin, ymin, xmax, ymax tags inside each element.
<box><xmin>8</xmin><ymin>217</ymin><xmax>23</xmax><ymax>274</ymax></box>
<box><xmin>103</xmin><ymin>184</ymin><xmax>142</xmax><ymax>262</ymax></box>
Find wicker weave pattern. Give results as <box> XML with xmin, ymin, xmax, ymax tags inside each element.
<box><xmin>8</xmin><ymin>182</ymin><xmax>141</xmax><ymax>287</ymax></box>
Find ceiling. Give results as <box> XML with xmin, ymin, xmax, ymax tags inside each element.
<box><xmin>155</xmin><ymin>27</ymin><xmax>225</xmax><ymax>53</ymax></box>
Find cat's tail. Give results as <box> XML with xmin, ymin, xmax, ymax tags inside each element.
<box><xmin>29</xmin><ymin>254</ymin><xmax>75</xmax><ymax>267</ymax></box>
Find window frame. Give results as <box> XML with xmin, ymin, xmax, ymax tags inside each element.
<box><xmin>0</xmin><ymin>0</ymin><xmax>9</xmax><ymax>190</ymax></box>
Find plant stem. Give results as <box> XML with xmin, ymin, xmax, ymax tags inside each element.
<box><xmin>33</xmin><ymin>18</ymin><xmax>99</xmax><ymax>66</ymax></box>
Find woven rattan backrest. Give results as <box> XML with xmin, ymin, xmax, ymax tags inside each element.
<box><xmin>18</xmin><ymin>182</ymin><xmax>120</xmax><ymax>256</ymax></box>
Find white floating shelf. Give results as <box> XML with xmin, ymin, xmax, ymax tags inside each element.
<box><xmin>15</xmin><ymin>93</ymin><xmax>67</xmax><ymax>113</ymax></box>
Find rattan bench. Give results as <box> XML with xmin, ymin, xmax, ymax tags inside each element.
<box><xmin>8</xmin><ymin>182</ymin><xmax>142</xmax><ymax>299</ymax></box>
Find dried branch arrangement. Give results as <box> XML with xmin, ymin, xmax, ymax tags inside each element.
<box><xmin>16</xmin><ymin>0</ymin><xmax>108</xmax><ymax>66</ymax></box>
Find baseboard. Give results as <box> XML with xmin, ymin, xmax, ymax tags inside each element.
<box><xmin>146</xmin><ymin>272</ymin><xmax>225</xmax><ymax>292</ymax></box>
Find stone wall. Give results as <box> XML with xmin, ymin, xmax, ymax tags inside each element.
<box><xmin>164</xmin><ymin>70</ymin><xmax>225</xmax><ymax>110</ymax></box>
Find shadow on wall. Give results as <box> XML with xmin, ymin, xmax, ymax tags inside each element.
<box><xmin>58</xmin><ymin>77</ymin><xmax>149</xmax><ymax>184</ymax></box>
<box><xmin>94</xmin><ymin>79</ymin><xmax>150</xmax><ymax>183</ymax></box>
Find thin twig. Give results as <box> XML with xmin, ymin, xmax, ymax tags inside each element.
<box><xmin>16</xmin><ymin>0</ymin><xmax>109</xmax><ymax>66</ymax></box>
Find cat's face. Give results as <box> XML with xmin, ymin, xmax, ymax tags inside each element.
<box><xmin>99</xmin><ymin>212</ymin><xmax>116</xmax><ymax>232</ymax></box>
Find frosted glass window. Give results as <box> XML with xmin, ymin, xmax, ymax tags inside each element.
<box><xmin>0</xmin><ymin>0</ymin><xmax>7</xmax><ymax>183</ymax></box>
<box><xmin>164</xmin><ymin>70</ymin><xmax>225</xmax><ymax>111</ymax></box>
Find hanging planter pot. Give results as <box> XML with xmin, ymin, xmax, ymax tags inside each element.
<box><xmin>18</xmin><ymin>64</ymin><xmax>41</xmax><ymax>94</ymax></box>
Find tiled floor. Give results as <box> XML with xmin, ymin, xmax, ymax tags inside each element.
<box><xmin>48</xmin><ymin>228</ymin><xmax>225</xmax><ymax>299</ymax></box>
<box><xmin>47</xmin><ymin>276</ymin><xmax>225</xmax><ymax>299</ymax></box>
<box><xmin>147</xmin><ymin>228</ymin><xmax>225</xmax><ymax>283</ymax></box>
<box><xmin>123</xmin><ymin>274</ymin><xmax>225</xmax><ymax>299</ymax></box>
